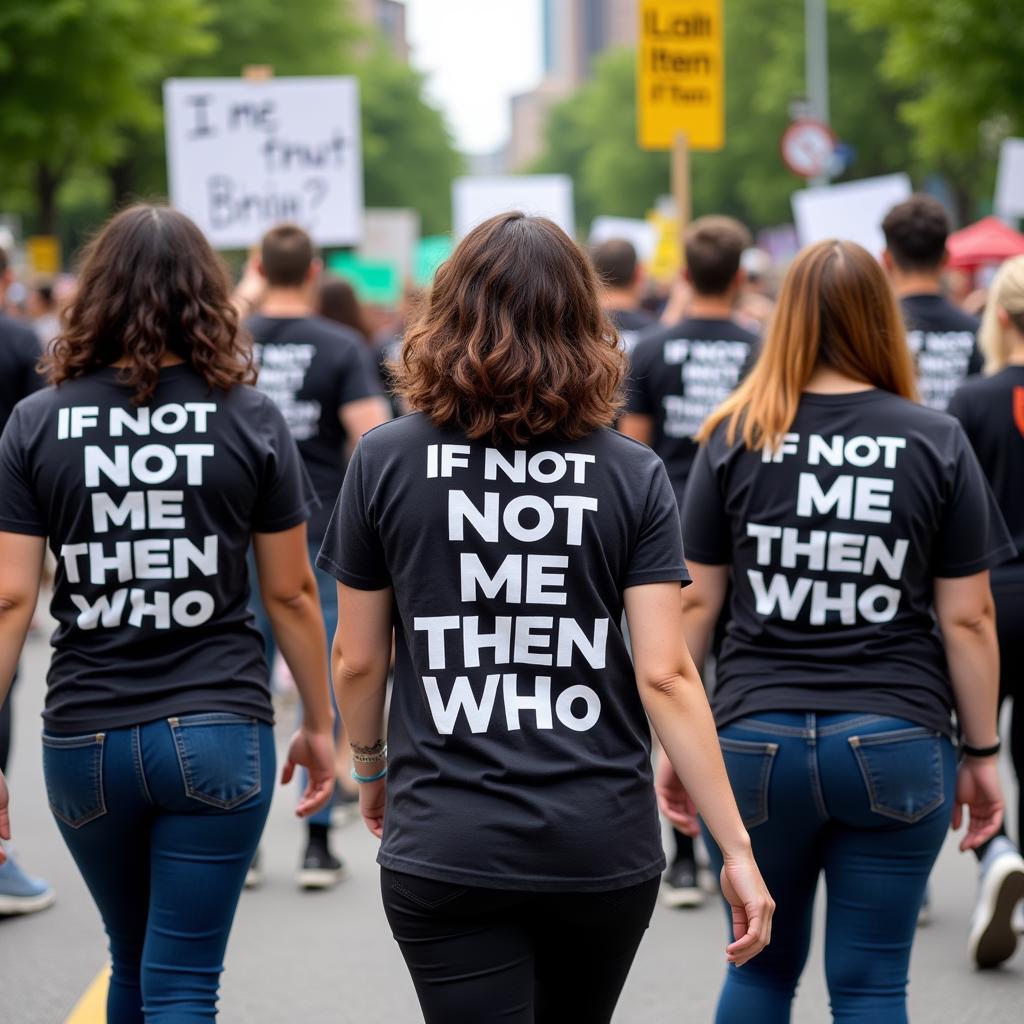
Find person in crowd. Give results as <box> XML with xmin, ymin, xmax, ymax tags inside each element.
<box><xmin>317</xmin><ymin>212</ymin><xmax>774</xmax><ymax>1023</ymax></box>
<box><xmin>27</xmin><ymin>281</ymin><xmax>61</xmax><ymax>349</ymax></box>
<box><xmin>0</xmin><ymin>246</ymin><xmax>53</xmax><ymax>916</ymax></box>
<box><xmin>948</xmin><ymin>254</ymin><xmax>1024</xmax><ymax>968</ymax></box>
<box><xmin>590</xmin><ymin>238</ymin><xmax>655</xmax><ymax>351</ymax></box>
<box><xmin>247</xmin><ymin>225</ymin><xmax>390</xmax><ymax>889</ymax></box>
<box><xmin>882</xmin><ymin>194</ymin><xmax>983</xmax><ymax>411</ymax></box>
<box><xmin>620</xmin><ymin>214</ymin><xmax>759</xmax><ymax>908</ymax></box>
<box><xmin>0</xmin><ymin>205</ymin><xmax>335</xmax><ymax>1022</ymax></box>
<box><xmin>661</xmin><ymin>239</ymin><xmax>1011</xmax><ymax>1022</ymax></box>
<box><xmin>737</xmin><ymin>247</ymin><xmax>776</xmax><ymax>331</ymax></box>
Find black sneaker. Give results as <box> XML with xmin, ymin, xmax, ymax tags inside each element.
<box><xmin>661</xmin><ymin>857</ymin><xmax>704</xmax><ymax>909</ymax></box>
<box><xmin>297</xmin><ymin>831</ymin><xmax>345</xmax><ymax>890</ymax></box>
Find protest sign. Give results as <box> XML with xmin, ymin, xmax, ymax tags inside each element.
<box><xmin>589</xmin><ymin>217</ymin><xmax>658</xmax><ymax>263</ymax></box>
<box><xmin>164</xmin><ymin>77</ymin><xmax>363</xmax><ymax>248</ymax></box>
<box><xmin>452</xmin><ymin>176</ymin><xmax>574</xmax><ymax>239</ymax></box>
<box><xmin>358</xmin><ymin>208</ymin><xmax>420</xmax><ymax>286</ymax></box>
<box><xmin>995</xmin><ymin>138</ymin><xmax>1024</xmax><ymax>219</ymax></box>
<box><xmin>792</xmin><ymin>174</ymin><xmax>912</xmax><ymax>257</ymax></box>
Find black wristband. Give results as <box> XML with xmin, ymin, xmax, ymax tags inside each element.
<box><xmin>961</xmin><ymin>740</ymin><xmax>1001</xmax><ymax>758</ymax></box>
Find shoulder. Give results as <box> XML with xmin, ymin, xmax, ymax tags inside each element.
<box><xmin>0</xmin><ymin>313</ymin><xmax>42</xmax><ymax>348</ymax></box>
<box><xmin>600</xmin><ymin>427</ymin><xmax>667</xmax><ymax>477</ymax></box>
<box><xmin>356</xmin><ymin>412</ymin><xmax>434</xmax><ymax>455</ymax></box>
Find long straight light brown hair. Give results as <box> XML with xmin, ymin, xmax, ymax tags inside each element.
<box><xmin>698</xmin><ymin>239</ymin><xmax>917</xmax><ymax>450</ymax></box>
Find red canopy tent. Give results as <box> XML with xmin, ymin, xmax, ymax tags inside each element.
<box><xmin>946</xmin><ymin>216</ymin><xmax>1024</xmax><ymax>270</ymax></box>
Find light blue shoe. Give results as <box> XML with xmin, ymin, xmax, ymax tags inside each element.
<box><xmin>0</xmin><ymin>852</ymin><xmax>56</xmax><ymax>915</ymax></box>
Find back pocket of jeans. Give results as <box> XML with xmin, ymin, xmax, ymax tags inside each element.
<box><xmin>169</xmin><ymin>713</ymin><xmax>261</xmax><ymax>810</ymax></box>
<box><xmin>719</xmin><ymin>737</ymin><xmax>778</xmax><ymax>829</ymax></box>
<box><xmin>389</xmin><ymin>871</ymin><xmax>469</xmax><ymax>911</ymax></box>
<box><xmin>41</xmin><ymin>733</ymin><xmax>107</xmax><ymax>829</ymax></box>
<box><xmin>849</xmin><ymin>727</ymin><xmax>945</xmax><ymax>824</ymax></box>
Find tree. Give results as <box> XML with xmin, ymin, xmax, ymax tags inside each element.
<box><xmin>837</xmin><ymin>0</ymin><xmax>1024</xmax><ymax>213</ymax></box>
<box><xmin>0</xmin><ymin>0</ymin><xmax>211</xmax><ymax>233</ymax></box>
<box><xmin>534</xmin><ymin>0</ymin><xmax>914</xmax><ymax>233</ymax></box>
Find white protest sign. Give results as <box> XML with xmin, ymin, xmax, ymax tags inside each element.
<box><xmin>453</xmin><ymin>175</ymin><xmax>574</xmax><ymax>239</ymax></box>
<box><xmin>589</xmin><ymin>217</ymin><xmax>658</xmax><ymax>263</ymax></box>
<box><xmin>358</xmin><ymin>208</ymin><xmax>420</xmax><ymax>286</ymax></box>
<box><xmin>164</xmin><ymin>77</ymin><xmax>363</xmax><ymax>249</ymax></box>
<box><xmin>995</xmin><ymin>138</ymin><xmax>1024</xmax><ymax>219</ymax></box>
<box><xmin>792</xmin><ymin>173</ymin><xmax>912</xmax><ymax>257</ymax></box>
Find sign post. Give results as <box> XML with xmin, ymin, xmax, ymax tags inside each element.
<box><xmin>637</xmin><ymin>0</ymin><xmax>724</xmax><ymax>262</ymax></box>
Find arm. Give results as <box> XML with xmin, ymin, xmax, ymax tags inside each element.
<box><xmin>934</xmin><ymin>571</ymin><xmax>1005</xmax><ymax>850</ymax></box>
<box><xmin>0</xmin><ymin>532</ymin><xmax>46</xmax><ymax>862</ymax></box>
<box><xmin>626</xmin><ymin>581</ymin><xmax>773</xmax><ymax>965</ymax></box>
<box><xmin>339</xmin><ymin>396</ymin><xmax>391</xmax><ymax>452</ymax></box>
<box><xmin>618</xmin><ymin>414</ymin><xmax>654</xmax><ymax>446</ymax></box>
<box><xmin>252</xmin><ymin>523</ymin><xmax>334</xmax><ymax>816</ymax></box>
<box><xmin>333</xmin><ymin>582</ymin><xmax>393</xmax><ymax>837</ymax></box>
<box><xmin>680</xmin><ymin>561</ymin><xmax>729</xmax><ymax>670</ymax></box>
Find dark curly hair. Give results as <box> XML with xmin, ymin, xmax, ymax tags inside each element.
<box><xmin>44</xmin><ymin>204</ymin><xmax>255</xmax><ymax>403</ymax></box>
<box><xmin>395</xmin><ymin>212</ymin><xmax>625</xmax><ymax>444</ymax></box>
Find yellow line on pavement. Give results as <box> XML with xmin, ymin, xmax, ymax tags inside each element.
<box><xmin>64</xmin><ymin>965</ymin><xmax>110</xmax><ymax>1024</ymax></box>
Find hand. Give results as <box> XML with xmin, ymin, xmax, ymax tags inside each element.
<box><xmin>952</xmin><ymin>757</ymin><xmax>1004</xmax><ymax>852</ymax></box>
<box><xmin>655</xmin><ymin>754</ymin><xmax>700</xmax><ymax>836</ymax></box>
<box><xmin>358</xmin><ymin>778</ymin><xmax>386</xmax><ymax>839</ymax></box>
<box><xmin>233</xmin><ymin>248</ymin><xmax>267</xmax><ymax>314</ymax></box>
<box><xmin>281</xmin><ymin>728</ymin><xmax>336</xmax><ymax>817</ymax></box>
<box><xmin>720</xmin><ymin>852</ymin><xmax>774</xmax><ymax>967</ymax></box>
<box><xmin>0</xmin><ymin>768</ymin><xmax>9</xmax><ymax>864</ymax></box>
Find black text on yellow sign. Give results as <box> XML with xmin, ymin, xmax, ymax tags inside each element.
<box><xmin>637</xmin><ymin>0</ymin><xmax>725</xmax><ymax>151</ymax></box>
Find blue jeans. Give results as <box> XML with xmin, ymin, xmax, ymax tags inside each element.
<box><xmin>702</xmin><ymin>712</ymin><xmax>956</xmax><ymax>1024</ymax></box>
<box><xmin>43</xmin><ymin>715</ymin><xmax>275</xmax><ymax>1023</ymax></box>
<box><xmin>249</xmin><ymin>537</ymin><xmax>339</xmax><ymax>826</ymax></box>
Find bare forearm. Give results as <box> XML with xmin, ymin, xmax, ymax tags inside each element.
<box><xmin>263</xmin><ymin>585</ymin><xmax>332</xmax><ymax>732</ymax></box>
<box><xmin>679</xmin><ymin>598</ymin><xmax>717</xmax><ymax>672</ymax></box>
<box><xmin>331</xmin><ymin>641</ymin><xmax>388</xmax><ymax>756</ymax></box>
<box><xmin>642</xmin><ymin>674</ymin><xmax>750</xmax><ymax>860</ymax></box>
<box><xmin>0</xmin><ymin>604</ymin><xmax>34</xmax><ymax>709</ymax></box>
<box><xmin>944</xmin><ymin>617</ymin><xmax>1000</xmax><ymax>747</ymax></box>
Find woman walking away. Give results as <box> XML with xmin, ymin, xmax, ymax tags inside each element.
<box><xmin>0</xmin><ymin>205</ymin><xmax>335</xmax><ymax>1023</ymax></box>
<box><xmin>316</xmin><ymin>212</ymin><xmax>774</xmax><ymax>1024</ymax></box>
<box><xmin>948</xmin><ymin>254</ymin><xmax>1024</xmax><ymax>968</ymax></box>
<box><xmin>662</xmin><ymin>240</ymin><xmax>1013</xmax><ymax>1023</ymax></box>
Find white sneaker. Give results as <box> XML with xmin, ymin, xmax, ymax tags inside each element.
<box><xmin>968</xmin><ymin>839</ymin><xmax>1024</xmax><ymax>969</ymax></box>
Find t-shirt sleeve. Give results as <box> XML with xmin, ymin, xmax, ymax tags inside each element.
<box><xmin>337</xmin><ymin>340</ymin><xmax>384</xmax><ymax>409</ymax></box>
<box><xmin>623</xmin><ymin>459</ymin><xmax>689</xmax><ymax>588</ymax></box>
<box><xmin>316</xmin><ymin>440</ymin><xmax>390</xmax><ymax>589</ymax></box>
<box><xmin>0</xmin><ymin>406</ymin><xmax>46</xmax><ymax>536</ymax></box>
<box><xmin>680</xmin><ymin>441</ymin><xmax>731</xmax><ymax>564</ymax></box>
<box><xmin>623</xmin><ymin>340</ymin><xmax>656</xmax><ymax>416</ymax></box>
<box><xmin>252</xmin><ymin>400</ymin><xmax>319</xmax><ymax>533</ymax></box>
<box><xmin>932</xmin><ymin>425</ymin><xmax>1016</xmax><ymax>577</ymax></box>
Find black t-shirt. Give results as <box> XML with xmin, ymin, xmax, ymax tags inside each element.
<box><xmin>682</xmin><ymin>390</ymin><xmax>1014</xmax><ymax>736</ymax></box>
<box><xmin>248</xmin><ymin>315</ymin><xmax>382</xmax><ymax>538</ymax></box>
<box><xmin>0</xmin><ymin>313</ymin><xmax>43</xmax><ymax>431</ymax></box>
<box><xmin>0</xmin><ymin>365</ymin><xmax>316</xmax><ymax>733</ymax></box>
<box><xmin>948</xmin><ymin>366</ymin><xmax>1024</xmax><ymax>576</ymax></box>
<box><xmin>607</xmin><ymin>307</ymin><xmax>656</xmax><ymax>353</ymax></box>
<box><xmin>317</xmin><ymin>414</ymin><xmax>688</xmax><ymax>891</ymax></box>
<box><xmin>901</xmin><ymin>294</ymin><xmax>982</xmax><ymax>412</ymax></box>
<box><xmin>626</xmin><ymin>316</ymin><xmax>759</xmax><ymax>505</ymax></box>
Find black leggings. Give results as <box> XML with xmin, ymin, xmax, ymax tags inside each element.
<box><xmin>380</xmin><ymin>868</ymin><xmax>660</xmax><ymax>1023</ymax></box>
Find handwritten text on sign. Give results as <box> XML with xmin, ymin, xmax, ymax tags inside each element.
<box><xmin>164</xmin><ymin>77</ymin><xmax>363</xmax><ymax>249</ymax></box>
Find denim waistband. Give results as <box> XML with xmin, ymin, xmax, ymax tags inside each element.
<box><xmin>724</xmin><ymin>712</ymin><xmax>924</xmax><ymax>739</ymax></box>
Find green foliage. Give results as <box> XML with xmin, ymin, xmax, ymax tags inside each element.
<box><xmin>838</xmin><ymin>0</ymin><xmax>1024</xmax><ymax>171</ymax></box>
<box><xmin>534</xmin><ymin>0</ymin><xmax>915</xmax><ymax>233</ymax></box>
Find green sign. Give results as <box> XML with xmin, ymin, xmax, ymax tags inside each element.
<box><xmin>326</xmin><ymin>252</ymin><xmax>401</xmax><ymax>305</ymax></box>
<box><xmin>414</xmin><ymin>235</ymin><xmax>454</xmax><ymax>287</ymax></box>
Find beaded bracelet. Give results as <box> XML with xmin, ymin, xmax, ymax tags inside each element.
<box><xmin>352</xmin><ymin>743</ymin><xmax>388</xmax><ymax>765</ymax></box>
<box><xmin>351</xmin><ymin>765</ymin><xmax>388</xmax><ymax>784</ymax></box>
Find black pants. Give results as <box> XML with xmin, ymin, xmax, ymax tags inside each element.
<box><xmin>380</xmin><ymin>867</ymin><xmax>660</xmax><ymax>1023</ymax></box>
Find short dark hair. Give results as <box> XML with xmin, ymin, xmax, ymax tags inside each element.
<box><xmin>882</xmin><ymin>195</ymin><xmax>949</xmax><ymax>273</ymax></box>
<box><xmin>45</xmin><ymin>204</ymin><xmax>254</xmax><ymax>404</ymax></box>
<box><xmin>684</xmin><ymin>216</ymin><xmax>751</xmax><ymax>295</ymax></box>
<box><xmin>396</xmin><ymin>212</ymin><xmax>624</xmax><ymax>444</ymax></box>
<box><xmin>260</xmin><ymin>224</ymin><xmax>315</xmax><ymax>286</ymax></box>
<box><xmin>591</xmin><ymin>239</ymin><xmax>638</xmax><ymax>289</ymax></box>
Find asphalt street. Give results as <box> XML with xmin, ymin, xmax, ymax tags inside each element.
<box><xmin>1</xmin><ymin>629</ymin><xmax>1020</xmax><ymax>1023</ymax></box>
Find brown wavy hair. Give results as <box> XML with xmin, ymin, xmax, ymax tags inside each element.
<box><xmin>698</xmin><ymin>239</ymin><xmax>917</xmax><ymax>451</ymax></box>
<box><xmin>45</xmin><ymin>204</ymin><xmax>255</xmax><ymax>403</ymax></box>
<box><xmin>395</xmin><ymin>212</ymin><xmax>624</xmax><ymax>444</ymax></box>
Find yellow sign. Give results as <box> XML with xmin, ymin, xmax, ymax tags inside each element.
<box><xmin>26</xmin><ymin>235</ymin><xmax>61</xmax><ymax>276</ymax></box>
<box><xmin>646</xmin><ymin>211</ymin><xmax>682</xmax><ymax>283</ymax></box>
<box><xmin>637</xmin><ymin>0</ymin><xmax>725</xmax><ymax>151</ymax></box>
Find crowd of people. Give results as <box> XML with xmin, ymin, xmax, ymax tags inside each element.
<box><xmin>0</xmin><ymin>193</ymin><xmax>1021</xmax><ymax>1022</ymax></box>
